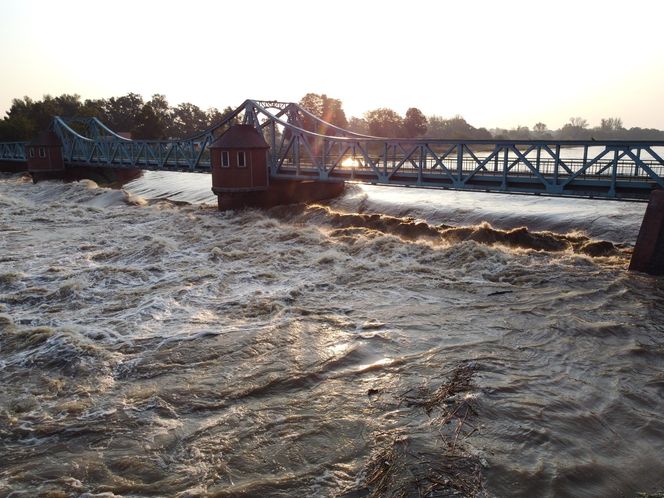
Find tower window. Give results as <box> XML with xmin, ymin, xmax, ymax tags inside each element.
<box><xmin>39</xmin><ymin>147</ymin><xmax>46</xmax><ymax>158</ymax></box>
<box><xmin>221</xmin><ymin>151</ymin><xmax>229</xmax><ymax>167</ymax></box>
<box><xmin>237</xmin><ymin>151</ymin><xmax>246</xmax><ymax>168</ymax></box>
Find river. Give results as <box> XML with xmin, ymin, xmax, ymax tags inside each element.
<box><xmin>1</xmin><ymin>171</ymin><xmax>663</xmax><ymax>497</ymax></box>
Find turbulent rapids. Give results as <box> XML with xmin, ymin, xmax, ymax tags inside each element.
<box><xmin>1</xmin><ymin>172</ymin><xmax>663</xmax><ymax>497</ymax></box>
<box><xmin>271</xmin><ymin>205</ymin><xmax>628</xmax><ymax>258</ymax></box>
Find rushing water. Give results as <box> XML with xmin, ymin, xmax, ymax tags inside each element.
<box><xmin>1</xmin><ymin>171</ymin><xmax>663</xmax><ymax>497</ymax></box>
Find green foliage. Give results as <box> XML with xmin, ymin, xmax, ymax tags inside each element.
<box><xmin>2</xmin><ymin>94</ymin><xmax>90</xmax><ymax>139</ymax></box>
<box><xmin>206</xmin><ymin>106</ymin><xmax>240</xmax><ymax>138</ymax></box>
<box><xmin>532</xmin><ymin>122</ymin><xmax>551</xmax><ymax>139</ymax></box>
<box><xmin>299</xmin><ymin>93</ymin><xmax>348</xmax><ymax>133</ymax></box>
<box><xmin>427</xmin><ymin>114</ymin><xmax>491</xmax><ymax>140</ymax></box>
<box><xmin>560</xmin><ymin>116</ymin><xmax>591</xmax><ymax>139</ymax></box>
<box><xmin>364</xmin><ymin>108</ymin><xmax>403</xmax><ymax>138</ymax></box>
<box><xmin>170</xmin><ymin>102</ymin><xmax>208</xmax><ymax>138</ymax></box>
<box><xmin>206</xmin><ymin>107</ymin><xmax>226</xmax><ymax>128</ymax></box>
<box><xmin>347</xmin><ymin>116</ymin><xmax>369</xmax><ymax>135</ymax></box>
<box><xmin>600</xmin><ymin>117</ymin><xmax>623</xmax><ymax>132</ymax></box>
<box><xmin>0</xmin><ymin>114</ymin><xmax>34</xmax><ymax>141</ymax></box>
<box><xmin>492</xmin><ymin>125</ymin><xmax>532</xmax><ymax>140</ymax></box>
<box><xmin>0</xmin><ymin>92</ymin><xmax>242</xmax><ymax>141</ymax></box>
<box><xmin>101</xmin><ymin>93</ymin><xmax>145</xmax><ymax>133</ymax></box>
<box><xmin>403</xmin><ymin>108</ymin><xmax>428</xmax><ymax>138</ymax></box>
<box><xmin>133</xmin><ymin>94</ymin><xmax>170</xmax><ymax>139</ymax></box>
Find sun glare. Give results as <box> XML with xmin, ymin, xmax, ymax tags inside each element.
<box><xmin>341</xmin><ymin>157</ymin><xmax>358</xmax><ymax>168</ymax></box>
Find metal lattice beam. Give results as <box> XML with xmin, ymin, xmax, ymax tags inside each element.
<box><xmin>2</xmin><ymin>99</ymin><xmax>663</xmax><ymax>200</ymax></box>
<box><xmin>0</xmin><ymin>142</ymin><xmax>27</xmax><ymax>161</ymax></box>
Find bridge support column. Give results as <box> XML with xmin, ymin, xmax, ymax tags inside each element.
<box><xmin>629</xmin><ymin>190</ymin><xmax>664</xmax><ymax>275</ymax></box>
<box><xmin>0</xmin><ymin>160</ymin><xmax>27</xmax><ymax>173</ymax></box>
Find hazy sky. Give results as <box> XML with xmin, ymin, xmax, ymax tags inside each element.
<box><xmin>1</xmin><ymin>0</ymin><xmax>663</xmax><ymax>130</ymax></box>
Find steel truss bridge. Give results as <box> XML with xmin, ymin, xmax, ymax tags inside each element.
<box><xmin>2</xmin><ymin>99</ymin><xmax>664</xmax><ymax>200</ymax></box>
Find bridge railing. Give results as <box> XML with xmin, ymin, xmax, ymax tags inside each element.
<box><xmin>64</xmin><ymin>139</ymin><xmax>213</xmax><ymax>170</ymax></box>
<box><xmin>347</xmin><ymin>156</ymin><xmax>664</xmax><ymax>180</ymax></box>
<box><xmin>267</xmin><ymin>137</ymin><xmax>664</xmax><ymax>199</ymax></box>
<box><xmin>274</xmin><ymin>155</ymin><xmax>664</xmax><ymax>179</ymax></box>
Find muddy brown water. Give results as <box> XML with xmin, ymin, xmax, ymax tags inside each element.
<box><xmin>1</xmin><ymin>174</ymin><xmax>663</xmax><ymax>497</ymax></box>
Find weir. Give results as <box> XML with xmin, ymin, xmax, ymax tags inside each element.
<box><xmin>1</xmin><ymin>99</ymin><xmax>663</xmax><ymax>274</ymax></box>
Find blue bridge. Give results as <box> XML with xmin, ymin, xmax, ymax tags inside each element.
<box><xmin>1</xmin><ymin>99</ymin><xmax>663</xmax><ymax>201</ymax></box>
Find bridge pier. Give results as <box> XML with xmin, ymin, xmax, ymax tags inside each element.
<box><xmin>629</xmin><ymin>190</ymin><xmax>664</xmax><ymax>275</ymax></box>
<box><xmin>213</xmin><ymin>179</ymin><xmax>345</xmax><ymax>210</ymax></box>
<box><xmin>0</xmin><ymin>160</ymin><xmax>27</xmax><ymax>173</ymax></box>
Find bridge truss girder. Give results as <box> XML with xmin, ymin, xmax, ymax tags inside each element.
<box><xmin>1</xmin><ymin>99</ymin><xmax>661</xmax><ymax>201</ymax></box>
<box><xmin>0</xmin><ymin>142</ymin><xmax>28</xmax><ymax>162</ymax></box>
<box><xmin>238</xmin><ymin>100</ymin><xmax>663</xmax><ymax>200</ymax></box>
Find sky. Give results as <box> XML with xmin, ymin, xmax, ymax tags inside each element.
<box><xmin>1</xmin><ymin>0</ymin><xmax>663</xmax><ymax>131</ymax></box>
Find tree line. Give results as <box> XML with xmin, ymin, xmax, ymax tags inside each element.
<box><xmin>0</xmin><ymin>93</ymin><xmax>234</xmax><ymax>141</ymax></box>
<box><xmin>2</xmin><ymin>92</ymin><xmax>663</xmax><ymax>142</ymax></box>
<box><xmin>491</xmin><ymin>116</ymin><xmax>664</xmax><ymax>141</ymax></box>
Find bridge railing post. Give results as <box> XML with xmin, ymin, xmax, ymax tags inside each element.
<box><xmin>456</xmin><ymin>144</ymin><xmax>463</xmax><ymax>182</ymax></box>
<box><xmin>501</xmin><ymin>145</ymin><xmax>508</xmax><ymax>189</ymax></box>
<box><xmin>383</xmin><ymin>143</ymin><xmax>389</xmax><ymax>179</ymax></box>
<box><xmin>609</xmin><ymin>148</ymin><xmax>619</xmax><ymax>197</ymax></box>
<box><xmin>553</xmin><ymin>144</ymin><xmax>560</xmax><ymax>187</ymax></box>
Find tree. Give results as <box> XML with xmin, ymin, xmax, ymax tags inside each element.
<box><xmin>299</xmin><ymin>93</ymin><xmax>348</xmax><ymax>133</ymax></box>
<box><xmin>134</xmin><ymin>94</ymin><xmax>170</xmax><ymax>139</ymax></box>
<box><xmin>531</xmin><ymin>122</ymin><xmax>552</xmax><ymax>140</ymax></box>
<box><xmin>206</xmin><ymin>105</ymin><xmax>240</xmax><ymax>137</ymax></box>
<box><xmin>4</xmin><ymin>97</ymin><xmax>45</xmax><ymax>138</ymax></box>
<box><xmin>511</xmin><ymin>125</ymin><xmax>531</xmax><ymax>140</ymax></box>
<box><xmin>568</xmin><ymin>117</ymin><xmax>588</xmax><ymax>129</ymax></box>
<box><xmin>80</xmin><ymin>98</ymin><xmax>105</xmax><ymax>118</ymax></box>
<box><xmin>403</xmin><ymin>107</ymin><xmax>427</xmax><ymax>137</ymax></box>
<box><xmin>1</xmin><ymin>94</ymin><xmax>88</xmax><ymax>139</ymax></box>
<box><xmin>364</xmin><ymin>108</ymin><xmax>404</xmax><ymax>137</ymax></box>
<box><xmin>0</xmin><ymin>114</ymin><xmax>34</xmax><ymax>141</ymax></box>
<box><xmin>427</xmin><ymin>115</ymin><xmax>447</xmax><ymax>138</ymax></box>
<box><xmin>0</xmin><ymin>92</ymin><xmax>246</xmax><ymax>142</ymax></box>
<box><xmin>533</xmin><ymin>122</ymin><xmax>548</xmax><ymax>134</ymax></box>
<box><xmin>206</xmin><ymin>107</ymin><xmax>225</xmax><ymax>127</ymax></box>
<box><xmin>624</xmin><ymin>127</ymin><xmax>664</xmax><ymax>140</ymax></box>
<box><xmin>52</xmin><ymin>94</ymin><xmax>84</xmax><ymax>117</ymax></box>
<box><xmin>170</xmin><ymin>102</ymin><xmax>208</xmax><ymax>138</ymax></box>
<box><xmin>560</xmin><ymin>116</ymin><xmax>590</xmax><ymax>139</ymax></box>
<box><xmin>474</xmin><ymin>127</ymin><xmax>492</xmax><ymax>140</ymax></box>
<box><xmin>600</xmin><ymin>117</ymin><xmax>623</xmax><ymax>132</ymax></box>
<box><xmin>347</xmin><ymin>116</ymin><xmax>369</xmax><ymax>135</ymax></box>
<box><xmin>425</xmin><ymin>114</ymin><xmax>479</xmax><ymax>139</ymax></box>
<box><xmin>101</xmin><ymin>93</ymin><xmax>144</xmax><ymax>133</ymax></box>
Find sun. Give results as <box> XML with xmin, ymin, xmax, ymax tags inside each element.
<box><xmin>341</xmin><ymin>157</ymin><xmax>358</xmax><ymax>168</ymax></box>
